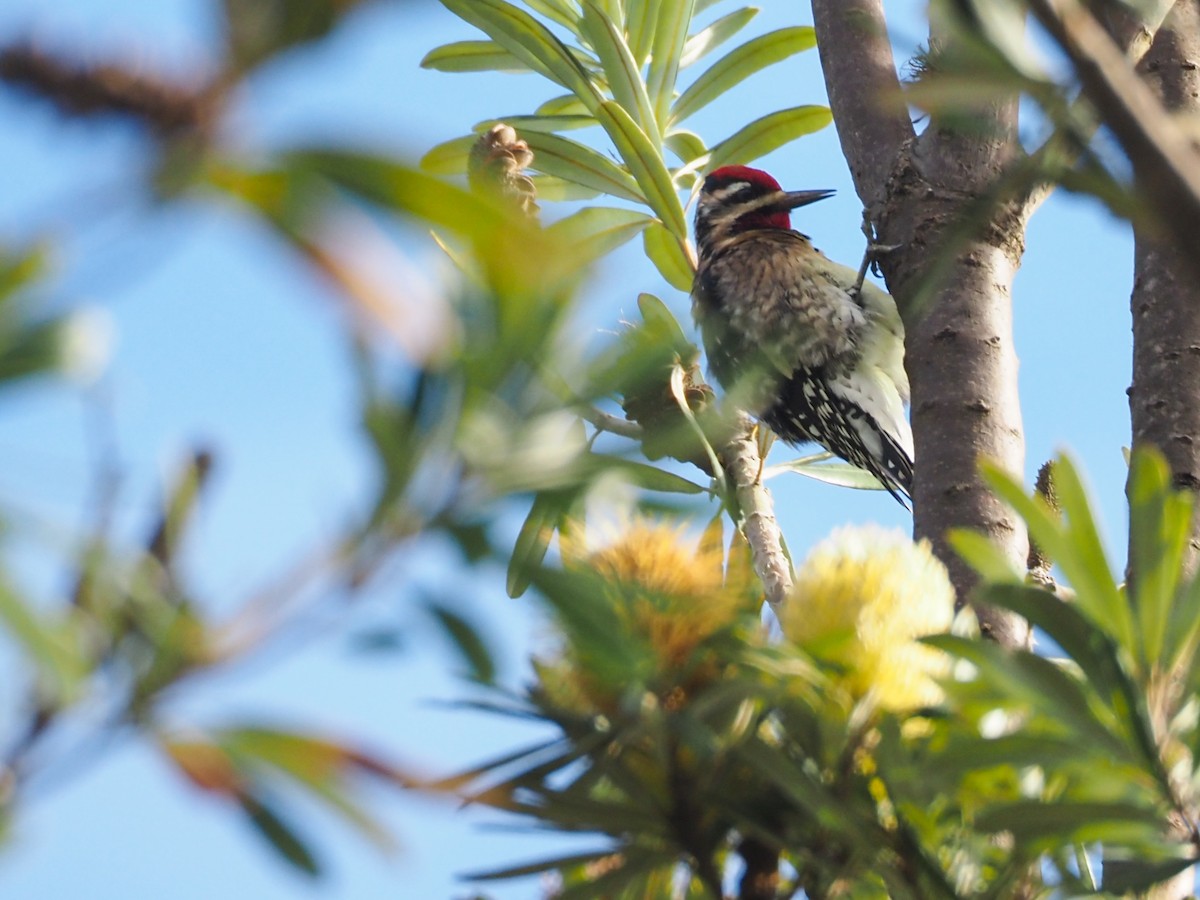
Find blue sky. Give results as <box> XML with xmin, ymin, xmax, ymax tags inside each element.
<box><xmin>0</xmin><ymin>1</ymin><xmax>1138</xmax><ymax>897</ymax></box>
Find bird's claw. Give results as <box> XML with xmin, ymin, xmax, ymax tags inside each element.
<box><xmin>851</xmin><ymin>212</ymin><xmax>898</xmax><ymax>297</ymax></box>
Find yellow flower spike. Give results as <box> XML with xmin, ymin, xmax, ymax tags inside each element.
<box><xmin>544</xmin><ymin>517</ymin><xmax>760</xmax><ymax>712</ymax></box>
<box><xmin>781</xmin><ymin>525</ymin><xmax>955</xmax><ymax>713</ymax></box>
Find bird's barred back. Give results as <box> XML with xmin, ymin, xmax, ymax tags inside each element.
<box><xmin>763</xmin><ymin>369</ymin><xmax>914</xmax><ymax>505</ymax></box>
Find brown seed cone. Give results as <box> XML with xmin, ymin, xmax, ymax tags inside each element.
<box><xmin>467</xmin><ymin>123</ymin><xmax>539</xmax><ymax>219</ymax></box>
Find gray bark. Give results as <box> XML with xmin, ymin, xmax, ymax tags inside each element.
<box><xmin>811</xmin><ymin>0</ymin><xmax>1030</xmax><ymax>646</ymax></box>
<box><xmin>1128</xmin><ymin>3</ymin><xmax>1200</xmax><ymax>896</ymax></box>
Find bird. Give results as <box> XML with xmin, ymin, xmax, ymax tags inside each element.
<box><xmin>691</xmin><ymin>165</ymin><xmax>913</xmax><ymax>505</ymax></box>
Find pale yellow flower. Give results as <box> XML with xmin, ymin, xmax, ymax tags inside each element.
<box><xmin>781</xmin><ymin>525</ymin><xmax>955</xmax><ymax>712</ymax></box>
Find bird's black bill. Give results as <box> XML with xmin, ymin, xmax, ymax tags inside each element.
<box><xmin>778</xmin><ymin>189</ymin><xmax>835</xmax><ymax>211</ymax></box>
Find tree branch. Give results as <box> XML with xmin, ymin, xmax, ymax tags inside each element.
<box><xmin>1029</xmin><ymin>0</ymin><xmax>1200</xmax><ymax>281</ymax></box>
<box><xmin>720</xmin><ymin>415</ymin><xmax>793</xmax><ymax>610</ymax></box>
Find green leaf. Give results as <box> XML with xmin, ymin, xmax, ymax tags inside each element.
<box><xmin>707</xmin><ymin>105</ymin><xmax>833</xmax><ymax>170</ymax></box>
<box><xmin>672</xmin><ymin>26</ymin><xmax>817</xmax><ymax>124</ymax></box>
<box><xmin>642</xmin><ymin>220</ymin><xmax>695</xmax><ymax>291</ymax></box>
<box><xmin>646</xmin><ymin>0</ymin><xmax>697</xmax><ymax>125</ymax></box>
<box><xmin>665</xmin><ymin>129</ymin><xmax>707</xmax><ymax>166</ymax></box>
<box><xmin>927</xmin><ymin>635</ymin><xmax>1131</xmax><ymax>757</ymax></box>
<box><xmin>580</xmin><ymin>2</ymin><xmax>660</xmax><ymax>142</ymax></box>
<box><xmin>222</xmin><ymin>0</ymin><xmax>360</xmax><ymax>70</ymax></box>
<box><xmin>521</xmin><ymin>131</ymin><xmax>645</xmax><ymax>202</ymax></box>
<box><xmin>625</xmin><ymin>0</ymin><xmax>658</xmax><ymax>67</ymax></box>
<box><xmin>420</xmin><ymin>39</ymin><xmax>529</xmax><ymax>72</ymax></box>
<box><xmin>1127</xmin><ymin>447</ymin><xmax>1192</xmax><ymax>669</ymax></box>
<box><xmin>508</xmin><ymin>492</ymin><xmax>563</xmax><ymax>598</ymax></box>
<box><xmin>594</xmin><ymin>101</ymin><xmax>687</xmax><ymax>237</ymax></box>
<box><xmin>1103</xmin><ymin>857</ymin><xmax>1199</xmax><ymax>893</ymax></box>
<box><xmin>764</xmin><ymin>457</ymin><xmax>888</xmax><ymax>491</ymax></box>
<box><xmin>983</xmin><ymin>457</ymin><xmax>1133</xmax><ymax>654</ymax></box>
<box><xmin>241</xmin><ymin>794</ymin><xmax>321</xmax><ymax>877</ymax></box>
<box><xmin>679</xmin><ymin>6</ymin><xmax>757</xmax><ymax>69</ymax></box>
<box><xmin>0</xmin><ymin>244</ymin><xmax>49</xmax><ymax>304</ymax></box>
<box><xmin>465</xmin><ymin>848</ymin><xmax>635</xmax><ymax>882</ymax></box>
<box><xmin>975</xmin><ymin>583</ymin><xmax>1153</xmax><ymax>757</ymax></box>
<box><xmin>428</xmin><ymin>602</ymin><xmax>496</xmax><ymax>684</ymax></box>
<box><xmin>536</xmin><ymin>93</ymin><xmax>592</xmax><ymax>116</ymax></box>
<box><xmin>418</xmin><ymin>135</ymin><xmax>477</xmax><ymax>175</ymax></box>
<box><xmin>525</xmin><ymin>0</ymin><xmax>583</xmax><ymax>34</ymax></box>
<box><xmin>605</xmin><ymin>458</ymin><xmax>706</xmax><ymax>494</ymax></box>
<box><xmin>0</xmin><ymin>579</ymin><xmax>87</xmax><ymax>694</ymax></box>
<box><xmin>476</xmin><ymin>114</ymin><xmax>595</xmax><ymax>134</ymax></box>
<box><xmin>440</xmin><ymin>0</ymin><xmax>602</xmax><ymax>105</ymax></box>
<box><xmin>546</xmin><ymin>207</ymin><xmax>654</xmax><ymax>263</ymax></box>
<box><xmin>975</xmin><ymin>800</ymin><xmax>1164</xmax><ymax>847</ymax></box>
<box><xmin>531</xmin><ymin>175</ymin><xmax>603</xmax><ymax>202</ymax></box>
<box><xmin>947</xmin><ymin>528</ymin><xmax>1023</xmax><ymax>583</ymax></box>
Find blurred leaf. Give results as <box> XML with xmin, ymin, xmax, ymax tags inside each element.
<box><xmin>440</xmin><ymin>0</ymin><xmax>602</xmax><ymax>105</ymax></box>
<box><xmin>983</xmin><ymin>458</ymin><xmax>1133</xmax><ymax>654</ymax></box>
<box><xmin>428</xmin><ymin>602</ymin><xmax>496</xmax><ymax>684</ymax></box>
<box><xmin>595</xmin><ymin>102</ymin><xmax>688</xmax><ymax>237</ymax></box>
<box><xmin>522</xmin><ymin>132</ymin><xmax>645</xmax><ymax>203</ymax></box>
<box><xmin>0</xmin><ymin>316</ymin><xmax>72</xmax><ymax>385</ymax></box>
<box><xmin>545</xmin><ymin>207</ymin><xmax>654</xmax><ymax>265</ymax></box>
<box><xmin>464</xmin><ymin>848</ymin><xmax>630</xmax><ymax>882</ymax></box>
<box><xmin>707</xmin><ymin>105</ymin><xmax>833</xmax><ymax>170</ymax></box>
<box><xmin>222</xmin><ymin>0</ymin><xmax>364</xmax><ymax>70</ymax></box>
<box><xmin>420</xmin><ymin>39</ymin><xmax>530</xmax><ymax>72</ymax></box>
<box><xmin>508</xmin><ymin>492</ymin><xmax>565</xmax><ymax>598</ymax></box>
<box><xmin>975</xmin><ymin>800</ymin><xmax>1165</xmax><ymax>847</ymax></box>
<box><xmin>1103</xmin><ymin>856</ymin><xmax>1199</xmax><ymax>893</ymax></box>
<box><xmin>672</xmin><ymin>27</ymin><xmax>817</xmax><ymax>124</ymax></box>
<box><xmin>947</xmin><ymin>528</ymin><xmax>1023</xmax><ymax>583</ymax></box>
<box><xmin>240</xmin><ymin>793</ymin><xmax>321</xmax><ymax>877</ymax></box>
<box><xmin>605</xmin><ymin>458</ymin><xmax>705</xmax><ymax>494</ymax></box>
<box><xmin>679</xmin><ymin>7</ymin><xmax>757</xmax><ymax>68</ymax></box>
<box><xmin>580</xmin><ymin>2</ymin><xmax>659</xmax><ymax>142</ymax></box>
<box><xmin>0</xmin><ymin>244</ymin><xmax>49</xmax><ymax>304</ymax></box>
<box><xmin>1126</xmin><ymin>447</ymin><xmax>1192</xmax><ymax>670</ymax></box>
<box><xmin>646</xmin><ymin>0</ymin><xmax>697</xmax><ymax>125</ymax></box>
<box><xmin>642</xmin><ymin>220</ymin><xmax>695</xmax><ymax>291</ymax></box>
<box><xmin>531</xmin><ymin>175</ymin><xmax>603</xmax><ymax>202</ymax></box>
<box><xmin>0</xmin><ymin>578</ymin><xmax>87</xmax><ymax>694</ymax></box>
<box><xmin>927</xmin><ymin>635</ymin><xmax>1130</xmax><ymax>757</ymax></box>
<box><xmin>161</xmin><ymin>737</ymin><xmax>243</xmax><ymax>795</ymax></box>
<box><xmin>975</xmin><ymin>583</ymin><xmax>1156</xmax><ymax>763</ymax></box>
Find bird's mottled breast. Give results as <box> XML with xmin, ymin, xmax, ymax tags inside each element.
<box><xmin>693</xmin><ymin>229</ymin><xmax>867</xmax><ymax>381</ymax></box>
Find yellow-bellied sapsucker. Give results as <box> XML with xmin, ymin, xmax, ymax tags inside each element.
<box><xmin>692</xmin><ymin>165</ymin><xmax>913</xmax><ymax>504</ymax></box>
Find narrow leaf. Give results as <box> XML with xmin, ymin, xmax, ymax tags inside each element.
<box><xmin>672</xmin><ymin>26</ymin><xmax>817</xmax><ymax>124</ymax></box>
<box><xmin>642</xmin><ymin>220</ymin><xmax>696</xmax><ymax>290</ymax></box>
<box><xmin>580</xmin><ymin>2</ymin><xmax>660</xmax><ymax>142</ymax></box>
<box><xmin>420</xmin><ymin>40</ymin><xmax>529</xmax><ymax>72</ymax></box>
<box><xmin>707</xmin><ymin>105</ymin><xmax>833</xmax><ymax>170</ymax></box>
<box><xmin>241</xmin><ymin>795</ymin><xmax>321</xmax><ymax>877</ymax></box>
<box><xmin>625</xmin><ymin>0</ymin><xmax>657</xmax><ymax>67</ymax></box>
<box><xmin>646</xmin><ymin>0</ymin><xmax>697</xmax><ymax>125</ymax></box>
<box><xmin>545</xmin><ymin>207</ymin><xmax>654</xmax><ymax>264</ymax></box>
<box><xmin>595</xmin><ymin>101</ymin><xmax>687</xmax><ymax>236</ymax></box>
<box><xmin>1127</xmin><ymin>447</ymin><xmax>1192</xmax><ymax>669</ymax></box>
<box><xmin>441</xmin><ymin>0</ymin><xmax>602</xmax><ymax>105</ymax></box>
<box><xmin>522</xmin><ymin>131</ymin><xmax>645</xmax><ymax>202</ymax></box>
<box><xmin>428</xmin><ymin>603</ymin><xmax>497</xmax><ymax>684</ymax></box>
<box><xmin>508</xmin><ymin>492</ymin><xmax>562</xmax><ymax>598</ymax></box>
<box><xmin>679</xmin><ymin>7</ymin><xmax>757</xmax><ymax>69</ymax></box>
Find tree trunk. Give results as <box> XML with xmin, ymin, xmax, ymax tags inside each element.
<box><xmin>1128</xmin><ymin>5</ymin><xmax>1200</xmax><ymax>896</ymax></box>
<box><xmin>811</xmin><ymin>0</ymin><xmax>1030</xmax><ymax>646</ymax></box>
